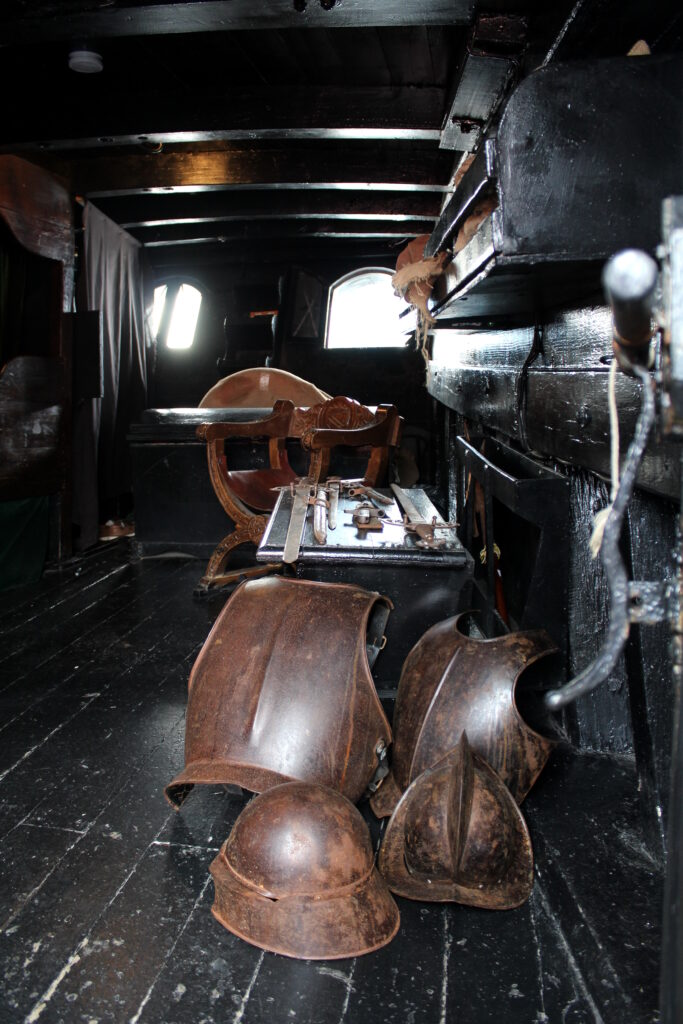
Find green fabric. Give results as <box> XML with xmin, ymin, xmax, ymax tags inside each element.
<box><xmin>0</xmin><ymin>497</ymin><xmax>49</xmax><ymax>591</ymax></box>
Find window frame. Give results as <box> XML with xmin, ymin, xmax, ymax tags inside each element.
<box><xmin>150</xmin><ymin>276</ymin><xmax>204</xmax><ymax>351</ymax></box>
<box><xmin>323</xmin><ymin>266</ymin><xmax>415</xmax><ymax>351</ymax></box>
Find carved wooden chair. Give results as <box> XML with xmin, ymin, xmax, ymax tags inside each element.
<box><xmin>195</xmin><ymin>395</ymin><xmax>402</xmax><ymax>592</ymax></box>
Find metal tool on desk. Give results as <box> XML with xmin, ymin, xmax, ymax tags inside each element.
<box><xmin>345</xmin><ymin>482</ymin><xmax>393</xmax><ymax>508</ymax></box>
<box><xmin>346</xmin><ymin>501</ymin><xmax>385</xmax><ymax>532</ymax></box>
<box><xmin>390</xmin><ymin>484</ymin><xmax>457</xmax><ymax>549</ymax></box>
<box><xmin>313</xmin><ymin>485</ymin><xmax>329</xmax><ymax>544</ymax></box>
<box><xmin>327</xmin><ymin>478</ymin><xmax>340</xmax><ymax>530</ymax></box>
<box><xmin>282</xmin><ymin>477</ymin><xmax>316</xmax><ymax>564</ymax></box>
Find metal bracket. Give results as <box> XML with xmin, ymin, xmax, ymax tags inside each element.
<box><xmin>365</xmin><ymin>740</ymin><xmax>390</xmax><ymax>795</ymax></box>
<box><xmin>629</xmin><ymin>581</ymin><xmax>675</xmax><ymax>625</ymax></box>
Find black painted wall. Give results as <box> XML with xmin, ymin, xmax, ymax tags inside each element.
<box><xmin>432</xmin><ymin>303</ymin><xmax>678</xmax><ymax>862</ymax></box>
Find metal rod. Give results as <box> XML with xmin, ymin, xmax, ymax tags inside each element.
<box><xmin>602</xmin><ymin>249</ymin><xmax>658</xmax><ymax>352</ymax></box>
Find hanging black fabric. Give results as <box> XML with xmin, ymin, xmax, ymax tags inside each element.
<box><xmin>81</xmin><ymin>202</ymin><xmax>149</xmax><ymax>529</ymax></box>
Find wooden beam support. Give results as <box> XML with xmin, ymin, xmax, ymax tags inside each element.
<box><xmin>66</xmin><ymin>145</ymin><xmax>455</xmax><ymax>196</ymax></box>
<box><xmin>0</xmin><ymin>87</ymin><xmax>446</xmax><ymax>152</ymax></box>
<box><xmin>147</xmin><ymin>236</ymin><xmax>402</xmax><ymax>268</ymax></box>
<box><xmin>440</xmin><ymin>53</ymin><xmax>516</xmax><ymax>151</ymax></box>
<box><xmin>133</xmin><ymin>217</ymin><xmax>431</xmax><ymax>246</ymax></box>
<box><xmin>439</xmin><ymin>14</ymin><xmax>526</xmax><ymax>152</ymax></box>
<box><xmin>96</xmin><ymin>189</ymin><xmax>442</xmax><ymax>227</ymax></box>
<box><xmin>0</xmin><ymin>1</ymin><xmax>475</xmax><ymax>42</ymax></box>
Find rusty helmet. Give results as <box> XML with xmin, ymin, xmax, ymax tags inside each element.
<box><xmin>165</xmin><ymin>576</ymin><xmax>392</xmax><ymax>809</ymax></box>
<box><xmin>210</xmin><ymin>781</ymin><xmax>400</xmax><ymax>959</ymax></box>
<box><xmin>378</xmin><ymin>733</ymin><xmax>533</xmax><ymax>909</ymax></box>
<box><xmin>371</xmin><ymin>614</ymin><xmax>557</xmax><ymax>818</ymax></box>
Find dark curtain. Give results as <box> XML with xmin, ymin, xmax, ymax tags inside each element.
<box><xmin>76</xmin><ymin>203</ymin><xmax>148</xmax><ymax>541</ymax></box>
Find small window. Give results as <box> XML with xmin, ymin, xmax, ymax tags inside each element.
<box><xmin>150</xmin><ymin>280</ymin><xmax>202</xmax><ymax>350</ymax></box>
<box><xmin>150</xmin><ymin>284</ymin><xmax>167</xmax><ymax>339</ymax></box>
<box><xmin>325</xmin><ymin>268</ymin><xmax>416</xmax><ymax>349</ymax></box>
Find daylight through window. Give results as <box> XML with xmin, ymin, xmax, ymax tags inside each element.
<box><xmin>150</xmin><ymin>281</ymin><xmax>202</xmax><ymax>350</ymax></box>
<box><xmin>325</xmin><ymin>269</ymin><xmax>416</xmax><ymax>349</ymax></box>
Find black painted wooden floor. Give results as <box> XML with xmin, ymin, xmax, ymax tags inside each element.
<box><xmin>0</xmin><ymin>542</ymin><xmax>663</xmax><ymax>1024</ymax></box>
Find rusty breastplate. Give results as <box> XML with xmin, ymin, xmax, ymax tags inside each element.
<box><xmin>370</xmin><ymin>613</ymin><xmax>557</xmax><ymax>818</ymax></box>
<box><xmin>165</xmin><ymin>576</ymin><xmax>392</xmax><ymax>808</ymax></box>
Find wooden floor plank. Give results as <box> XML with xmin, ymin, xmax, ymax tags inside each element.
<box><xmin>524</xmin><ymin>749</ymin><xmax>663</xmax><ymax>1024</ymax></box>
<box><xmin>0</xmin><ymin>824</ymin><xmax>81</xmax><ymax>932</ymax></box>
<box><xmin>346</xmin><ymin>898</ymin><xmax>446</xmax><ymax>1024</ymax></box>
<box><xmin>239</xmin><ymin>952</ymin><xmax>355</xmax><ymax>1024</ymax></box>
<box><xmin>28</xmin><ymin>842</ymin><xmax>212</xmax><ymax>1024</ymax></box>
<box><xmin>0</xmin><ymin>557</ymin><xmax>189</xmax><ymax>686</ymax></box>
<box><xmin>0</xmin><ymin>560</ymin><xmax>215</xmax><ymax>841</ymax></box>
<box><xmin>529</xmin><ymin>883</ymin><xmax>605</xmax><ymax>1024</ymax></box>
<box><xmin>0</xmin><ymin>549</ymin><xmax>664</xmax><ymax>1024</ymax></box>
<box><xmin>155</xmin><ymin>785</ymin><xmax>251</xmax><ymax>852</ymax></box>
<box><xmin>129</xmin><ymin>868</ymin><xmax>268</xmax><ymax>1024</ymax></box>
<box><xmin>0</xmin><ymin>562</ymin><xmax>128</xmax><ymax>651</ymax></box>
<box><xmin>0</xmin><ymin>561</ymin><xmax>207</xmax><ymax>717</ymax></box>
<box><xmin>0</xmin><ymin>565</ymin><xmax>207</xmax><ymax>767</ymax></box>
<box><xmin>0</xmin><ymin>620</ymin><xmax>201</xmax><ymax>839</ymax></box>
<box><xmin>0</xmin><ymin>714</ymin><xmax>187</xmax><ymax>1019</ymax></box>
<box><xmin>0</xmin><ymin>542</ymin><xmax>131</xmax><ymax>629</ymax></box>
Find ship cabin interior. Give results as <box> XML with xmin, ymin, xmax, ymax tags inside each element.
<box><xmin>0</xmin><ymin>2</ymin><xmax>682</xmax><ymax>1023</ymax></box>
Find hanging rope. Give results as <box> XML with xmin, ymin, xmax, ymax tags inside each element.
<box><xmin>589</xmin><ymin>357</ymin><xmax>620</xmax><ymax>559</ymax></box>
<box><xmin>545</xmin><ymin>364</ymin><xmax>655</xmax><ymax>711</ymax></box>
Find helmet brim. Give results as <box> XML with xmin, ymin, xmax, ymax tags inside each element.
<box><xmin>210</xmin><ymin>841</ymin><xmax>400</xmax><ymax>960</ymax></box>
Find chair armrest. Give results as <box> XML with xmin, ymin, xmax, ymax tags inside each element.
<box><xmin>305</xmin><ymin>405</ymin><xmax>403</xmax><ymax>451</ymax></box>
<box><xmin>196</xmin><ymin>400</ymin><xmax>295</xmax><ymax>442</ymax></box>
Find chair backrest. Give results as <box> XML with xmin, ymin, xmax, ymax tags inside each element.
<box><xmin>198</xmin><ymin>366</ymin><xmax>330</xmax><ymax>409</ymax></box>
<box><xmin>198</xmin><ymin>395</ymin><xmax>403</xmax><ymax>489</ymax></box>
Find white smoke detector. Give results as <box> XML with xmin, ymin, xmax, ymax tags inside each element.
<box><xmin>68</xmin><ymin>49</ymin><xmax>103</xmax><ymax>73</ymax></box>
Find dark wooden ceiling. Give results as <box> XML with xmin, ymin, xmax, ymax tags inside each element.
<box><xmin>1</xmin><ymin>0</ymin><xmax>681</xmax><ymax>275</ymax></box>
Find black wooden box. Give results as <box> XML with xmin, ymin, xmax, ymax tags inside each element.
<box><xmin>128</xmin><ymin>407</ymin><xmax>274</xmax><ymax>556</ymax></box>
<box><xmin>258</xmin><ymin>487</ymin><xmax>474</xmax><ymax>686</ymax></box>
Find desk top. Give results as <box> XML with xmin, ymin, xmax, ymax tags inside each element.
<box><xmin>257</xmin><ymin>486</ymin><xmax>468</xmax><ymax>568</ymax></box>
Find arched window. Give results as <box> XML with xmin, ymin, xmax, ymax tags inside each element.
<box><xmin>150</xmin><ymin>280</ymin><xmax>203</xmax><ymax>350</ymax></box>
<box><xmin>324</xmin><ymin>268</ymin><xmax>416</xmax><ymax>349</ymax></box>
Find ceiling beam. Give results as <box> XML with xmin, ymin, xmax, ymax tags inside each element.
<box><xmin>147</xmin><ymin>236</ymin><xmax>404</xmax><ymax>268</ymax></box>
<box><xmin>94</xmin><ymin>189</ymin><xmax>442</xmax><ymax>226</ymax></box>
<box><xmin>131</xmin><ymin>217</ymin><xmax>432</xmax><ymax>246</ymax></box>
<box><xmin>67</xmin><ymin>145</ymin><xmax>456</xmax><ymax>196</ymax></box>
<box><xmin>0</xmin><ymin>87</ymin><xmax>446</xmax><ymax>152</ymax></box>
<box><xmin>0</xmin><ymin>1</ymin><xmax>474</xmax><ymax>42</ymax></box>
